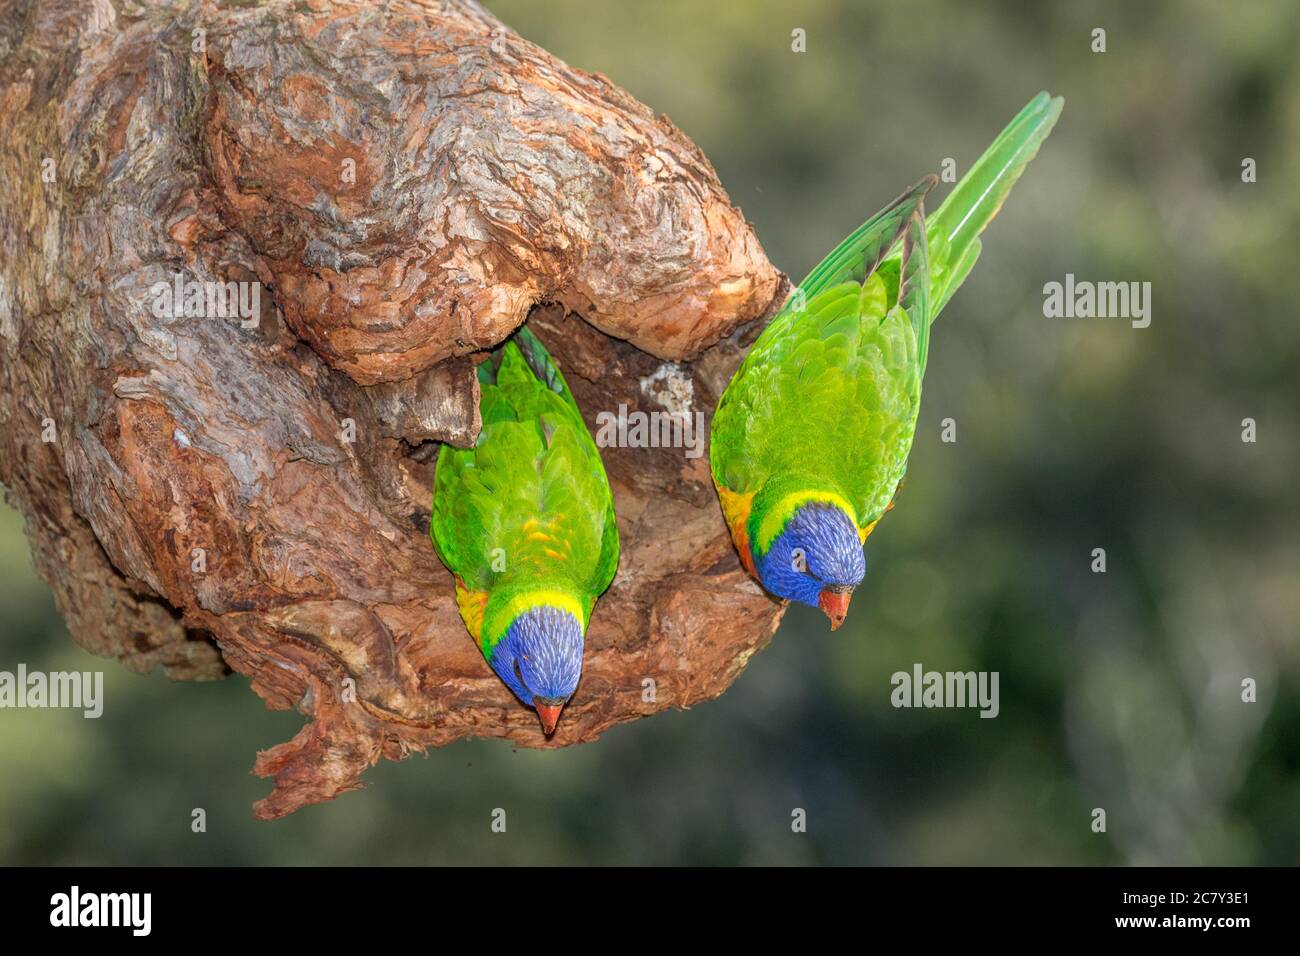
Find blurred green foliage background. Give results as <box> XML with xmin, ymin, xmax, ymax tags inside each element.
<box><xmin>2</xmin><ymin>0</ymin><xmax>1297</xmax><ymax>864</ymax></box>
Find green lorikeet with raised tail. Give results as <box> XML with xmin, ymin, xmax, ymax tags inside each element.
<box><xmin>710</xmin><ymin>92</ymin><xmax>1063</xmax><ymax>629</ymax></box>
<box><xmin>430</xmin><ymin>327</ymin><xmax>618</xmax><ymax>734</ymax></box>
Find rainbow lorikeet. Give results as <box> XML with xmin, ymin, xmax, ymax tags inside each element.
<box><xmin>710</xmin><ymin>92</ymin><xmax>1063</xmax><ymax>629</ymax></box>
<box><xmin>430</xmin><ymin>327</ymin><xmax>619</xmax><ymax>734</ymax></box>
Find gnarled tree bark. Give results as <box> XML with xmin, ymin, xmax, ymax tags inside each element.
<box><xmin>0</xmin><ymin>0</ymin><xmax>788</xmax><ymax>817</ymax></box>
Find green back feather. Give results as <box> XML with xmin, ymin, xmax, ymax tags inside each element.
<box><xmin>711</xmin><ymin>271</ymin><xmax>922</xmax><ymax>536</ymax></box>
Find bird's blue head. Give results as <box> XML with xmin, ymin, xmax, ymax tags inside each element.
<box><xmin>757</xmin><ymin>501</ymin><xmax>865</xmax><ymax>629</ymax></box>
<box><xmin>492</xmin><ymin>604</ymin><xmax>584</xmax><ymax>734</ymax></box>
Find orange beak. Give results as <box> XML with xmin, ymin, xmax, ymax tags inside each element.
<box><xmin>534</xmin><ymin>701</ymin><xmax>564</xmax><ymax>736</ymax></box>
<box><xmin>817</xmin><ymin>588</ymin><xmax>853</xmax><ymax>631</ymax></box>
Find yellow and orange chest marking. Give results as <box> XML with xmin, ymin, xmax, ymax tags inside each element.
<box><xmin>454</xmin><ymin>577</ymin><xmax>489</xmax><ymax>644</ymax></box>
<box><xmin>714</xmin><ymin>482</ymin><xmax>759</xmax><ymax>579</ymax></box>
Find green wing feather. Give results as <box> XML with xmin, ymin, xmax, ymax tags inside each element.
<box><xmin>431</xmin><ymin>328</ymin><xmax>618</xmax><ymax>644</ymax></box>
<box><xmin>896</xmin><ymin>208</ymin><xmax>932</xmax><ymax>370</ymax></box>
<box><xmin>794</xmin><ymin>176</ymin><xmax>936</xmax><ymax>304</ymax></box>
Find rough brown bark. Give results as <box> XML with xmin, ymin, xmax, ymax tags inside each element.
<box><xmin>0</xmin><ymin>0</ymin><xmax>788</xmax><ymax>817</ymax></box>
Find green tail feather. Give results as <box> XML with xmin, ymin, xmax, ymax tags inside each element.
<box><xmin>512</xmin><ymin>326</ymin><xmax>569</xmax><ymax>399</ymax></box>
<box><xmin>784</xmin><ymin>92</ymin><xmax>1061</xmax><ymax>330</ymax></box>
<box><xmin>922</xmin><ymin>91</ymin><xmax>1064</xmax><ymax>318</ymax></box>
<box><xmin>477</xmin><ymin>325</ymin><xmax>581</xmax><ymax>415</ymax></box>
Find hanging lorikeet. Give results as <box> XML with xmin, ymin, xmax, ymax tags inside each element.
<box><xmin>430</xmin><ymin>327</ymin><xmax>619</xmax><ymax>734</ymax></box>
<box><xmin>710</xmin><ymin>92</ymin><xmax>1062</xmax><ymax>629</ymax></box>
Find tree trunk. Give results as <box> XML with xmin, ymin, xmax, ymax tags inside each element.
<box><xmin>0</xmin><ymin>0</ymin><xmax>788</xmax><ymax>818</ymax></box>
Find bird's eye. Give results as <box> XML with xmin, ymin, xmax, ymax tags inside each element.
<box><xmin>791</xmin><ymin>548</ymin><xmax>808</xmax><ymax>573</ymax></box>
